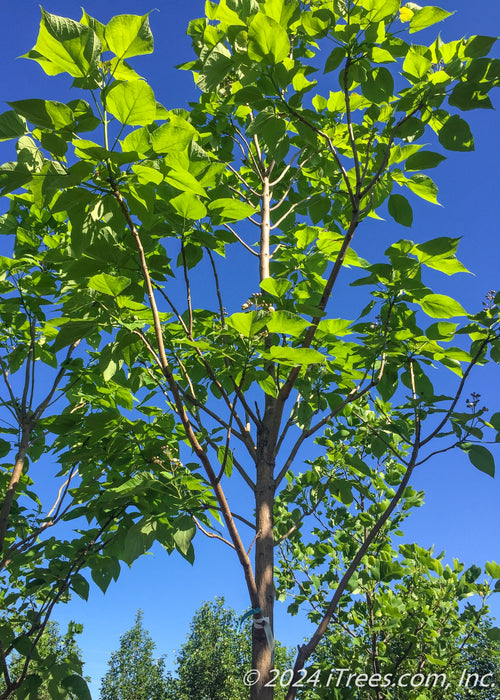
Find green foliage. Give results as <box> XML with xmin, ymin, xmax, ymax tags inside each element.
<box><xmin>166</xmin><ymin>598</ymin><xmax>292</xmax><ymax>700</ymax></box>
<box><xmin>0</xmin><ymin>621</ymin><xmax>88</xmax><ymax>700</ymax></box>
<box><xmin>99</xmin><ymin>610</ymin><xmax>169</xmax><ymax>700</ymax></box>
<box><xmin>0</xmin><ymin>2</ymin><xmax>498</xmax><ymax>698</ymax></box>
<box><xmin>274</xmin><ymin>451</ymin><xmax>500</xmax><ymax>700</ymax></box>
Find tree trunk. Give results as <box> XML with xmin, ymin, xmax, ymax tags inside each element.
<box><xmin>0</xmin><ymin>427</ymin><xmax>30</xmax><ymax>555</ymax></box>
<box><xmin>251</xmin><ymin>400</ymin><xmax>277</xmax><ymax>700</ymax></box>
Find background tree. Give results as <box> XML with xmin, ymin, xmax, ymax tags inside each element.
<box><xmin>166</xmin><ymin>597</ymin><xmax>292</xmax><ymax>700</ymax></box>
<box><xmin>0</xmin><ymin>620</ymin><xmax>88</xmax><ymax>700</ymax></box>
<box><xmin>0</xmin><ymin>3</ymin><xmax>498</xmax><ymax>700</ymax></box>
<box><xmin>100</xmin><ymin>610</ymin><xmax>169</xmax><ymax>700</ymax></box>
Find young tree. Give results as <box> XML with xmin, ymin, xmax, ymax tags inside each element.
<box><xmin>166</xmin><ymin>598</ymin><xmax>292</xmax><ymax>700</ymax></box>
<box><xmin>0</xmin><ymin>3</ymin><xmax>499</xmax><ymax>700</ymax></box>
<box><xmin>274</xmin><ymin>452</ymin><xmax>500</xmax><ymax>698</ymax></box>
<box><xmin>100</xmin><ymin>610</ymin><xmax>169</xmax><ymax>700</ymax></box>
<box><xmin>0</xmin><ymin>247</ymin><xmax>211</xmax><ymax>696</ymax></box>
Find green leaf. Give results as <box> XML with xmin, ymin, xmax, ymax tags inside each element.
<box><xmin>438</xmin><ymin>115</ymin><xmax>474</xmax><ymax>152</ymax></box>
<box><xmin>397</xmin><ymin>116</ymin><xmax>425</xmax><ymax>142</ymax></box>
<box><xmin>409</xmin><ymin>6</ymin><xmax>453</xmax><ymax>33</ymax></box>
<box><xmin>405</xmin><ymin>174</ymin><xmax>440</xmax><ymax>204</ymax></box>
<box><xmin>132</xmin><ymin>164</ymin><xmax>163</xmax><ymax>186</ymax></box>
<box><xmin>362</xmin><ymin>0</ymin><xmax>399</xmax><ymax>22</ymax></box>
<box><xmin>490</xmin><ymin>412</ymin><xmax>500</xmax><ymax>431</ymax></box>
<box><xmin>151</xmin><ymin>118</ymin><xmax>196</xmax><ymax>153</ymax></box>
<box><xmin>403</xmin><ymin>48</ymin><xmax>431</xmax><ymax>80</ymax></box>
<box><xmin>426</xmin><ymin>322</ymin><xmax>458</xmax><ymax>340</ymax></box>
<box><xmin>260</xmin><ymin>278</ymin><xmax>292</xmax><ymax>297</ymax></box>
<box><xmin>88</xmin><ymin>273</ymin><xmax>131</xmax><ymax>297</ymax></box>
<box><xmin>316</xmin><ymin>319</ymin><xmax>353</xmax><ymax>336</ymax></box>
<box><xmin>371</xmin><ymin>47</ymin><xmax>396</xmax><ymax>63</ymax></box>
<box><xmin>486</xmin><ymin>627</ymin><xmax>500</xmax><ymax>641</ymax></box>
<box><xmin>60</xmin><ymin>675</ymin><xmax>91</xmax><ymax>700</ymax></box>
<box><xmin>485</xmin><ymin>561</ymin><xmax>500</xmax><ymax>578</ymax></box>
<box><xmin>324</xmin><ymin>47</ymin><xmax>346</xmax><ymax>73</ymax></box>
<box><xmin>0</xmin><ymin>111</ymin><xmax>27</xmax><ymax>141</ymax></box>
<box><xmin>266</xmin><ymin>311</ymin><xmax>309</xmax><ymax>337</ymax></box>
<box><xmin>71</xmin><ymin>573</ymin><xmax>89</xmax><ymax>601</ymax></box>
<box><xmin>105</xmin><ymin>80</ymin><xmax>157</xmax><ymax>126</ymax></box>
<box><xmin>413</xmin><ymin>237</ymin><xmax>469</xmax><ymax>275</ymax></box>
<box><xmin>0</xmin><ymin>162</ymin><xmax>32</xmax><ymax>196</ymax></box>
<box><xmin>302</xmin><ymin>10</ymin><xmax>331</xmax><ymax>37</ymax></box>
<box><xmin>106</xmin><ymin>58</ymin><xmax>143</xmax><ymax>82</ymax></box>
<box><xmin>417</xmin><ymin>294</ymin><xmax>467</xmax><ymax>318</ymax></box>
<box><xmin>0</xmin><ymin>439</ymin><xmax>10</xmax><ymax>459</ymax></box>
<box><xmin>198</xmin><ymin>42</ymin><xmax>233</xmax><ymax>92</ymax></box>
<box><xmin>405</xmin><ymin>151</ymin><xmax>446</xmax><ymax>171</ymax></box>
<box><xmin>7</xmin><ymin>99</ymin><xmax>74</xmax><ymax>131</ymax></box>
<box><xmin>388</xmin><ymin>194</ymin><xmax>413</xmax><ymax>227</ymax></box>
<box><xmin>165</xmin><ymin>168</ymin><xmax>207</xmax><ymax>197</ymax></box>
<box><xmin>227</xmin><ymin>311</ymin><xmax>268</xmax><ymax>337</ymax></box>
<box><xmin>122</xmin><ymin>127</ymin><xmax>152</xmax><ymax>157</ymax></box>
<box><xmin>264</xmin><ymin>346</ymin><xmax>326</xmax><ymax>366</ymax></box>
<box><xmin>217</xmin><ymin>445</ymin><xmax>233</xmax><ymax>477</ymax></box>
<box><xmin>464</xmin><ymin>35</ymin><xmax>497</xmax><ymax>59</ymax></box>
<box><xmin>39</xmin><ymin>131</ymin><xmax>68</xmax><ymax>157</ymax></box>
<box><xmin>104</xmin><ymin>13</ymin><xmax>154</xmax><ymax>59</ymax></box>
<box><xmin>449</xmin><ymin>83</ymin><xmax>493</xmax><ymax>111</ymax></box>
<box><xmin>463</xmin><ymin>444</ymin><xmax>495</xmax><ymax>477</ymax></box>
<box><xmin>361</xmin><ymin>67</ymin><xmax>394</xmax><ymax>103</ymax></box>
<box><xmin>80</xmin><ymin>10</ymin><xmax>108</xmax><ymax>51</ymax></box>
<box><xmin>171</xmin><ymin>192</ymin><xmax>207</xmax><ymax>220</ymax></box>
<box><xmin>52</xmin><ymin>320</ymin><xmax>97</xmax><ymax>352</ymax></box>
<box><xmin>208</xmin><ymin>198</ymin><xmax>257</xmax><ymax>222</ymax></box>
<box><xmin>257</xmin><ymin>373</ymin><xmax>278</xmax><ymax>397</ymax></box>
<box><xmin>413</xmin><ymin>236</ymin><xmax>459</xmax><ymax>259</ymax></box>
<box><xmin>68</xmin><ymin>99</ymin><xmax>100</xmax><ymax>132</ymax></box>
<box><xmin>173</xmin><ymin>515</ymin><xmax>196</xmax><ymax>556</ymax></box>
<box><xmin>248</xmin><ymin>13</ymin><xmax>290</xmax><ymax>63</ymax></box>
<box><xmin>25</xmin><ymin>9</ymin><xmax>101</xmax><ymax>78</ymax></box>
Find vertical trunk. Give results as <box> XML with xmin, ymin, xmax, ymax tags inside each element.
<box><xmin>251</xmin><ymin>171</ymin><xmax>276</xmax><ymax>699</ymax></box>
<box><xmin>252</xmin><ymin>403</ymin><xmax>276</xmax><ymax>700</ymax></box>
<box><xmin>0</xmin><ymin>427</ymin><xmax>30</xmax><ymax>555</ymax></box>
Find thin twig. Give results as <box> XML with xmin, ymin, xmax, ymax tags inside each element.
<box><xmin>180</xmin><ymin>238</ymin><xmax>194</xmax><ymax>339</ymax></box>
<box><xmin>223</xmin><ymin>223</ymin><xmax>259</xmax><ymax>256</ymax></box>
<box><xmin>206</xmin><ymin>248</ymin><xmax>225</xmax><ymax>328</ymax></box>
<box><xmin>270</xmin><ymin>197</ymin><xmax>311</xmax><ymax>230</ymax></box>
<box><xmin>191</xmin><ymin>514</ymin><xmax>235</xmax><ymax>549</ymax></box>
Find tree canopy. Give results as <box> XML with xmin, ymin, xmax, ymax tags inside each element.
<box><xmin>100</xmin><ymin>610</ymin><xmax>169</xmax><ymax>700</ymax></box>
<box><xmin>0</xmin><ymin>1</ymin><xmax>498</xmax><ymax>698</ymax></box>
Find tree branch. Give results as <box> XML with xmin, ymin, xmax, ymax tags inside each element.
<box><xmin>191</xmin><ymin>514</ymin><xmax>235</xmax><ymax>549</ymax></box>
<box><xmin>284</xmin><ymin>439</ymin><xmax>422</xmax><ymax>699</ymax></box>
<box><xmin>223</xmin><ymin>223</ymin><xmax>259</xmax><ymax>256</ymax></box>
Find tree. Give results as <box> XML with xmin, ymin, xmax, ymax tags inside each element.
<box><xmin>100</xmin><ymin>610</ymin><xmax>169</xmax><ymax>700</ymax></box>
<box><xmin>274</xmin><ymin>454</ymin><xmax>500</xmax><ymax>698</ymax></box>
<box><xmin>166</xmin><ymin>597</ymin><xmax>292</xmax><ymax>700</ymax></box>
<box><xmin>0</xmin><ymin>620</ymin><xmax>88</xmax><ymax>700</ymax></box>
<box><xmin>0</xmin><ymin>238</ymin><xmax>205</xmax><ymax>696</ymax></box>
<box><xmin>0</xmin><ymin>3</ymin><xmax>499</xmax><ymax>700</ymax></box>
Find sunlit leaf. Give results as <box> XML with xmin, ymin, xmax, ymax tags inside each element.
<box><xmin>409</xmin><ymin>6</ymin><xmax>453</xmax><ymax>33</ymax></box>
<box><xmin>417</xmin><ymin>294</ymin><xmax>467</xmax><ymax>318</ymax></box>
<box><xmin>25</xmin><ymin>8</ymin><xmax>101</xmax><ymax>78</ymax></box>
<box><xmin>248</xmin><ymin>13</ymin><xmax>290</xmax><ymax>63</ymax></box>
<box><xmin>105</xmin><ymin>80</ymin><xmax>157</xmax><ymax>126</ymax></box>
<box><xmin>105</xmin><ymin>13</ymin><xmax>154</xmax><ymax>59</ymax></box>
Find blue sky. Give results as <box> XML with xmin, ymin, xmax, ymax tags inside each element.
<box><xmin>0</xmin><ymin>0</ymin><xmax>499</xmax><ymax>695</ymax></box>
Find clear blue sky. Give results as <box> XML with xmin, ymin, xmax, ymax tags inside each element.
<box><xmin>0</xmin><ymin>1</ymin><xmax>499</xmax><ymax>696</ymax></box>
